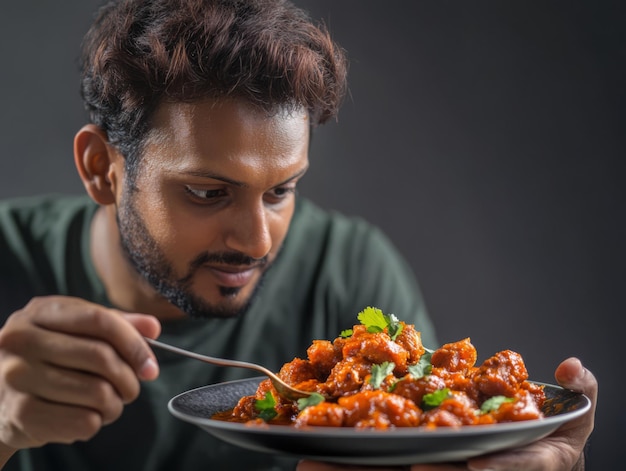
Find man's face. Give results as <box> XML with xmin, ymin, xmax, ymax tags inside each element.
<box><xmin>115</xmin><ymin>99</ymin><xmax>310</xmax><ymax>318</ymax></box>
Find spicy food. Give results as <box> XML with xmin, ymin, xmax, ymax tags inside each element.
<box><xmin>214</xmin><ymin>307</ymin><xmax>545</xmax><ymax>429</ymax></box>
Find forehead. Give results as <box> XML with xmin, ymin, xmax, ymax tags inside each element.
<box><xmin>142</xmin><ymin>99</ymin><xmax>310</xmax><ymax>174</ymax></box>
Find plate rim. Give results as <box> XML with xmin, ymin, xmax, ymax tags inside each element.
<box><xmin>168</xmin><ymin>376</ymin><xmax>591</xmax><ymax>437</ymax></box>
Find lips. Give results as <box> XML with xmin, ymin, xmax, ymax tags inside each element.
<box><xmin>205</xmin><ymin>265</ymin><xmax>259</xmax><ymax>287</ymax></box>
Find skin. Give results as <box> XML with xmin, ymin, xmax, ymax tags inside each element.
<box><xmin>297</xmin><ymin>358</ymin><xmax>597</xmax><ymax>471</ymax></box>
<box><xmin>0</xmin><ymin>98</ymin><xmax>310</xmax><ymax>465</ymax></box>
<box><xmin>0</xmin><ymin>98</ymin><xmax>597</xmax><ymax>469</ymax></box>
<box><xmin>90</xmin><ymin>99</ymin><xmax>310</xmax><ymax>319</ymax></box>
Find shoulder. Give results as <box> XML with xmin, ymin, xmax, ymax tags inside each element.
<box><xmin>288</xmin><ymin>197</ymin><xmax>390</xmax><ymax>254</ymax></box>
<box><xmin>287</xmin><ymin>197</ymin><xmax>410</xmax><ymax>275</ymax></box>
<box><xmin>0</xmin><ymin>194</ymin><xmax>99</xmax><ymax>314</ymax></box>
<box><xmin>0</xmin><ymin>194</ymin><xmax>96</xmax><ymax>247</ymax></box>
<box><xmin>0</xmin><ymin>194</ymin><xmax>97</xmax><ymax>241</ymax></box>
<box><xmin>271</xmin><ymin>198</ymin><xmax>437</xmax><ymax>347</ymax></box>
<box><xmin>0</xmin><ymin>194</ymin><xmax>95</xmax><ymax>222</ymax></box>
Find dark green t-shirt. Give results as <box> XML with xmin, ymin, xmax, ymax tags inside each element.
<box><xmin>0</xmin><ymin>194</ymin><xmax>436</xmax><ymax>471</ymax></box>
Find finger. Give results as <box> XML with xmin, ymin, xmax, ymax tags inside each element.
<box><xmin>2</xmin><ymin>313</ymin><xmax>144</xmax><ymax>402</ymax></box>
<box><xmin>467</xmin><ymin>444</ymin><xmax>561</xmax><ymax>471</ymax></box>
<box><xmin>25</xmin><ymin>297</ymin><xmax>159</xmax><ymax>380</ymax></box>
<box><xmin>10</xmin><ymin>395</ymin><xmax>104</xmax><ymax>446</ymax></box>
<box><xmin>297</xmin><ymin>461</ymin><xmax>410</xmax><ymax>470</ymax></box>
<box><xmin>554</xmin><ymin>357</ymin><xmax>597</xmax><ymax>402</ymax></box>
<box><xmin>466</xmin><ymin>359</ymin><xmax>598</xmax><ymax>471</ymax></box>
<box><xmin>553</xmin><ymin>357</ymin><xmax>597</xmax><ymax>437</ymax></box>
<box><xmin>4</xmin><ymin>357</ymin><xmax>126</xmax><ymax>424</ymax></box>
<box><xmin>122</xmin><ymin>313</ymin><xmax>161</xmax><ymax>339</ymax></box>
<box><xmin>4</xmin><ymin>326</ymin><xmax>141</xmax><ymax>403</ymax></box>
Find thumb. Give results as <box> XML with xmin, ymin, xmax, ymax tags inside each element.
<box><xmin>554</xmin><ymin>357</ymin><xmax>597</xmax><ymax>402</ymax></box>
<box><xmin>554</xmin><ymin>357</ymin><xmax>597</xmax><ymax>438</ymax></box>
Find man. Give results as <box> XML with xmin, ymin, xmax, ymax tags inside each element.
<box><xmin>0</xmin><ymin>1</ymin><xmax>596</xmax><ymax>470</ymax></box>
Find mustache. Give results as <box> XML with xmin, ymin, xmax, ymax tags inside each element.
<box><xmin>178</xmin><ymin>251</ymin><xmax>269</xmax><ymax>285</ymax></box>
<box><xmin>190</xmin><ymin>251</ymin><xmax>268</xmax><ymax>268</ymax></box>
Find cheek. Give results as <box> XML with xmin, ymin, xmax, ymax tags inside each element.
<box><xmin>155</xmin><ymin>208</ymin><xmax>208</xmax><ymax>253</ymax></box>
<box><xmin>123</xmin><ymin>171</ymin><xmax>215</xmax><ymax>265</ymax></box>
<box><xmin>132</xmin><ymin>189</ymin><xmax>194</xmax><ymax>253</ymax></box>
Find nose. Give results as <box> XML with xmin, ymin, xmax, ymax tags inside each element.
<box><xmin>224</xmin><ymin>201</ymin><xmax>272</xmax><ymax>260</ymax></box>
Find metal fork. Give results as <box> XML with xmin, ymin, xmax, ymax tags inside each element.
<box><xmin>144</xmin><ymin>337</ymin><xmax>316</xmax><ymax>401</ymax></box>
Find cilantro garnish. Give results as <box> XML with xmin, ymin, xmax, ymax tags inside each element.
<box><xmin>388</xmin><ymin>377</ymin><xmax>404</xmax><ymax>392</ymax></box>
<box><xmin>386</xmin><ymin>317</ymin><xmax>403</xmax><ymax>341</ymax></box>
<box><xmin>407</xmin><ymin>351</ymin><xmax>432</xmax><ymax>379</ymax></box>
<box><xmin>297</xmin><ymin>392</ymin><xmax>325</xmax><ymax>410</ymax></box>
<box><xmin>357</xmin><ymin>307</ymin><xmax>404</xmax><ymax>341</ymax></box>
<box><xmin>255</xmin><ymin>391</ymin><xmax>278</xmax><ymax>421</ymax></box>
<box><xmin>340</xmin><ymin>329</ymin><xmax>353</xmax><ymax>338</ymax></box>
<box><xmin>369</xmin><ymin>361</ymin><xmax>396</xmax><ymax>389</ymax></box>
<box><xmin>480</xmin><ymin>395</ymin><xmax>515</xmax><ymax>414</ymax></box>
<box><xmin>358</xmin><ymin>307</ymin><xmax>387</xmax><ymax>333</ymax></box>
<box><xmin>421</xmin><ymin>388</ymin><xmax>451</xmax><ymax>410</ymax></box>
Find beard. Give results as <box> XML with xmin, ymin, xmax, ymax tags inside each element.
<box><xmin>116</xmin><ymin>193</ymin><xmax>270</xmax><ymax>319</ymax></box>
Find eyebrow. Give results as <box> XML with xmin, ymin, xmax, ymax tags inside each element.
<box><xmin>182</xmin><ymin>164</ymin><xmax>310</xmax><ymax>188</ymax></box>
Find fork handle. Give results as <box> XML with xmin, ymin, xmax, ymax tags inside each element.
<box><xmin>143</xmin><ymin>337</ymin><xmax>274</xmax><ymax>376</ymax></box>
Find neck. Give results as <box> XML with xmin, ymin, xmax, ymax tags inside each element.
<box><xmin>90</xmin><ymin>205</ymin><xmax>186</xmax><ymax>320</ymax></box>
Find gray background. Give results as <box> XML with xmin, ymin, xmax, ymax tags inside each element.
<box><xmin>1</xmin><ymin>1</ymin><xmax>623</xmax><ymax>468</ymax></box>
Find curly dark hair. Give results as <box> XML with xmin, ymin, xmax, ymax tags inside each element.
<box><xmin>80</xmin><ymin>0</ymin><xmax>348</xmax><ymax>173</ymax></box>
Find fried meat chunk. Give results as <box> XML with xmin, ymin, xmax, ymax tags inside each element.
<box><xmin>473</xmin><ymin>350</ymin><xmax>529</xmax><ymax>398</ymax></box>
<box><xmin>341</xmin><ymin>325</ymin><xmax>409</xmax><ymax>374</ymax></box>
<box><xmin>338</xmin><ymin>390</ymin><xmax>421</xmax><ymax>429</ymax></box>
<box><xmin>431</xmin><ymin>338</ymin><xmax>477</xmax><ymax>372</ymax></box>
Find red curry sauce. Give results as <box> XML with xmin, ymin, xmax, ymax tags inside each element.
<box><xmin>213</xmin><ymin>318</ymin><xmax>545</xmax><ymax>429</ymax></box>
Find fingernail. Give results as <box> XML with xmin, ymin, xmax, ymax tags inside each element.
<box><xmin>569</xmin><ymin>357</ymin><xmax>585</xmax><ymax>380</ymax></box>
<box><xmin>139</xmin><ymin>357</ymin><xmax>159</xmax><ymax>380</ymax></box>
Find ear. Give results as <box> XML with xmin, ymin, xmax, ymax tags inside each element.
<box><xmin>74</xmin><ymin>124</ymin><xmax>122</xmax><ymax>205</ymax></box>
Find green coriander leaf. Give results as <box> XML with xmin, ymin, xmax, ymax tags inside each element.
<box><xmin>357</xmin><ymin>307</ymin><xmax>388</xmax><ymax>333</ymax></box>
<box><xmin>384</xmin><ymin>313</ymin><xmax>403</xmax><ymax>341</ymax></box>
<box><xmin>480</xmin><ymin>395</ymin><xmax>515</xmax><ymax>413</ymax></box>
<box><xmin>255</xmin><ymin>391</ymin><xmax>278</xmax><ymax>421</ymax></box>
<box><xmin>357</xmin><ymin>307</ymin><xmax>404</xmax><ymax>340</ymax></box>
<box><xmin>369</xmin><ymin>361</ymin><xmax>395</xmax><ymax>389</ymax></box>
<box><xmin>388</xmin><ymin>377</ymin><xmax>404</xmax><ymax>392</ymax></box>
<box><xmin>421</xmin><ymin>388</ymin><xmax>451</xmax><ymax>410</ymax></box>
<box><xmin>258</xmin><ymin>408</ymin><xmax>277</xmax><ymax>422</ymax></box>
<box><xmin>340</xmin><ymin>329</ymin><xmax>353</xmax><ymax>338</ymax></box>
<box><xmin>407</xmin><ymin>351</ymin><xmax>432</xmax><ymax>379</ymax></box>
<box><xmin>255</xmin><ymin>391</ymin><xmax>276</xmax><ymax>410</ymax></box>
<box><xmin>297</xmin><ymin>392</ymin><xmax>325</xmax><ymax>410</ymax></box>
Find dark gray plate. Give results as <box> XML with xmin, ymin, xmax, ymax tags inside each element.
<box><xmin>168</xmin><ymin>377</ymin><xmax>590</xmax><ymax>466</ymax></box>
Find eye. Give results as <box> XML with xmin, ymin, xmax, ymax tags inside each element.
<box><xmin>273</xmin><ymin>186</ymin><xmax>296</xmax><ymax>197</ymax></box>
<box><xmin>185</xmin><ymin>185</ymin><xmax>226</xmax><ymax>201</ymax></box>
<box><xmin>265</xmin><ymin>185</ymin><xmax>297</xmax><ymax>204</ymax></box>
